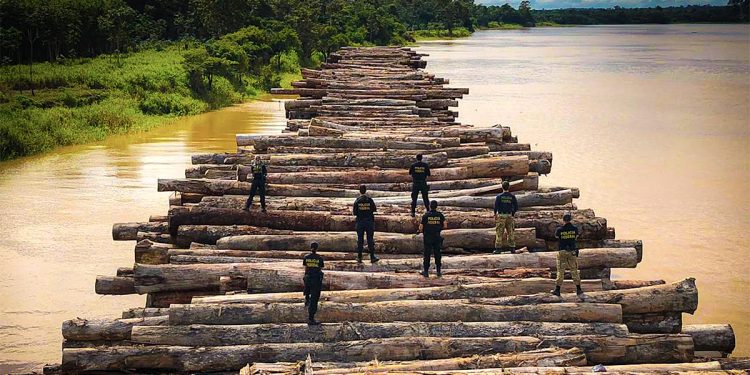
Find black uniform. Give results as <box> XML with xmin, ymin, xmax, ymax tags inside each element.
<box><xmin>302</xmin><ymin>253</ymin><xmax>324</xmax><ymax>321</ymax></box>
<box><xmin>555</xmin><ymin>223</ymin><xmax>579</xmax><ymax>251</ymax></box>
<box><xmin>353</xmin><ymin>194</ymin><xmax>377</xmax><ymax>259</ymax></box>
<box><xmin>493</xmin><ymin>191</ymin><xmax>518</xmax><ymax>215</ymax></box>
<box><xmin>421</xmin><ymin>209</ymin><xmax>446</xmax><ymax>273</ymax></box>
<box><xmin>245</xmin><ymin>162</ymin><xmax>267</xmax><ymax>210</ymax></box>
<box><xmin>409</xmin><ymin>161</ymin><xmax>431</xmax><ymax>215</ymax></box>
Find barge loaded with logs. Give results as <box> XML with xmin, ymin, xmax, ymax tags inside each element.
<box><xmin>48</xmin><ymin>47</ymin><xmax>747</xmax><ymax>374</ymax></box>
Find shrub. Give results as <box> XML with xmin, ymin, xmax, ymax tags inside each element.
<box><xmin>140</xmin><ymin>92</ymin><xmax>207</xmax><ymax>116</ymax></box>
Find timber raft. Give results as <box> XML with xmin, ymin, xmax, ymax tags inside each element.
<box><xmin>48</xmin><ymin>47</ymin><xmax>748</xmax><ymax>374</ymax></box>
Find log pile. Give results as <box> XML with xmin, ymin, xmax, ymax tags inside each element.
<box><xmin>49</xmin><ymin>46</ymin><xmax>744</xmax><ymax>374</ymax></box>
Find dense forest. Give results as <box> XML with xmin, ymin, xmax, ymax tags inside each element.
<box><xmin>2</xmin><ymin>0</ymin><xmax>746</xmax><ymax>66</ymax></box>
<box><xmin>0</xmin><ymin>0</ymin><xmax>747</xmax><ymax>161</ymax></box>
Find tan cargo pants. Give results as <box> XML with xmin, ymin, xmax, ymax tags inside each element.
<box><xmin>495</xmin><ymin>214</ymin><xmax>515</xmax><ymax>248</ymax></box>
<box><xmin>556</xmin><ymin>250</ymin><xmax>581</xmax><ymax>286</ymax></box>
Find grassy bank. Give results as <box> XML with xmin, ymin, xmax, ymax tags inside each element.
<box><xmin>409</xmin><ymin>28</ymin><xmax>473</xmax><ymax>41</ymax></box>
<box><xmin>0</xmin><ymin>46</ymin><xmax>301</xmax><ymax>161</ymax></box>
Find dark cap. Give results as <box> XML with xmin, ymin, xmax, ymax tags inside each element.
<box><xmin>430</xmin><ymin>200</ymin><xmax>438</xmax><ymax>209</ymax></box>
<box><xmin>416</xmin><ymin>154</ymin><xmax>423</xmax><ymax>161</ymax></box>
<box><xmin>563</xmin><ymin>213</ymin><xmax>572</xmax><ymax>222</ymax></box>
<box><xmin>310</xmin><ymin>242</ymin><xmax>319</xmax><ymax>250</ymax></box>
<box><xmin>359</xmin><ymin>184</ymin><xmax>367</xmax><ymax>194</ymax></box>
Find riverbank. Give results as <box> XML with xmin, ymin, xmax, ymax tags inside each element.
<box><xmin>0</xmin><ymin>47</ymin><xmax>302</xmax><ymax>162</ymax></box>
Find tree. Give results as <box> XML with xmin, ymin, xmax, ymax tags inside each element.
<box><xmin>518</xmin><ymin>0</ymin><xmax>535</xmax><ymax>26</ymax></box>
<box><xmin>182</xmin><ymin>46</ymin><xmax>235</xmax><ymax>91</ymax></box>
<box><xmin>728</xmin><ymin>0</ymin><xmax>749</xmax><ymax>20</ymax></box>
<box><xmin>98</xmin><ymin>0</ymin><xmax>140</xmax><ymax>62</ymax></box>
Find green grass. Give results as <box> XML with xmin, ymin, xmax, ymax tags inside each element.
<box><xmin>479</xmin><ymin>22</ymin><xmax>526</xmax><ymax>30</ymax></box>
<box><xmin>408</xmin><ymin>28</ymin><xmax>473</xmax><ymax>41</ymax></box>
<box><xmin>0</xmin><ymin>47</ymin><xmax>301</xmax><ymax>161</ymax></box>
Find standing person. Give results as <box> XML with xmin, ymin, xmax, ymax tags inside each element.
<box><xmin>243</xmin><ymin>155</ymin><xmax>267</xmax><ymax>212</ymax></box>
<box><xmin>493</xmin><ymin>180</ymin><xmax>518</xmax><ymax>254</ymax></box>
<box><xmin>303</xmin><ymin>242</ymin><xmax>324</xmax><ymax>325</ymax></box>
<box><xmin>551</xmin><ymin>213</ymin><xmax>584</xmax><ymax>297</ymax></box>
<box><xmin>353</xmin><ymin>184</ymin><xmax>379</xmax><ymax>264</ymax></box>
<box><xmin>408</xmin><ymin>154</ymin><xmax>431</xmax><ymax>217</ymax></box>
<box><xmin>419</xmin><ymin>200</ymin><xmax>447</xmax><ymax>277</ymax></box>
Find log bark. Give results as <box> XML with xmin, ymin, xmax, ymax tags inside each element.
<box><xmin>95</xmin><ymin>276</ymin><xmax>135</xmax><ymax>295</ymax></box>
<box><xmin>112</xmin><ymin>222</ymin><xmax>168</xmax><ymax>241</ymax></box>
<box><xmin>248</xmin><ymin>348</ymin><xmax>586</xmax><ymax>375</ymax></box>
<box><xmin>622</xmin><ymin>312</ymin><xmax>682</xmax><ymax>333</ymax></box>
<box><xmin>133</xmin><ymin>262</ymin><xmax>500</xmax><ymax>294</ymax></box>
<box><xmin>192</xmin><ymin>279</ymin><xmax>603</xmax><ymax>305</ymax></box>
<box><xmin>174</xmin><ymin>224</ymin><xmax>292</xmax><ymax>247</ymax></box>
<box><xmin>60</xmin><ymin>334</ymin><xmax>694</xmax><ymax>372</ymax></box>
<box><xmin>131</xmin><ymin>322</ymin><xmax>627</xmax><ymax>346</ymax></box>
<box><xmin>171</xmin><ymin>212</ymin><xmax>605</xmax><ymax>242</ymax></box>
<box><xmin>61</xmin><ymin>337</ymin><xmax>541</xmax><ymax>372</ymax></box>
<box><xmin>62</xmin><ymin>316</ymin><xmax>168</xmax><ymax>341</ymax></box>
<box><xmin>235</xmin><ymin>151</ymin><xmax>450</xmax><ymax>169</ymax></box>
<box><xmin>309</xmin><ymin>361</ymin><xmax>732</xmax><ymax>375</ymax></box>
<box><xmin>471</xmin><ymin>278</ymin><xmax>697</xmax><ymax>315</ymax></box>
<box><xmin>122</xmin><ymin>308</ymin><xmax>170</xmax><ymax>319</ymax></box>
<box><xmin>264</xmin><ymin>156</ymin><xmax>529</xmax><ymax>184</ymax></box>
<box><xmin>135</xmin><ymin>240</ymin><xmax>175</xmax><ymax>264</ymax></box>
<box><xmin>167</xmin><ymin>301</ymin><xmax>622</xmax><ymax>325</ymax></box>
<box><xmin>215</xmin><ymin>228</ymin><xmax>542</xmax><ymax>253</ymax></box>
<box><xmin>682</xmin><ymin>324</ymin><xmax>736</xmax><ymax>353</ymax></box>
<box><xmin>259</xmin><ymin>145</ymin><xmax>490</xmax><ymax>159</ymax></box>
<box><xmin>320</xmin><ymin>248</ymin><xmax>637</xmax><ymax>273</ymax></box>
<box><xmin>241</xmin><ymin>135</ymin><xmax>444</xmax><ymax>150</ymax></box>
<box><xmin>167</xmin><ymin>249</ymin><xmax>389</xmax><ymax>261</ymax></box>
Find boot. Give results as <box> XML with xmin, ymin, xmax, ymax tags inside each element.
<box><xmin>419</xmin><ymin>270</ymin><xmax>429</xmax><ymax>278</ymax></box>
<box><xmin>550</xmin><ymin>286</ymin><xmax>561</xmax><ymax>297</ymax></box>
<box><xmin>492</xmin><ymin>248</ymin><xmax>503</xmax><ymax>254</ymax></box>
<box><xmin>356</xmin><ymin>253</ymin><xmax>363</xmax><ymax>264</ymax></box>
<box><xmin>370</xmin><ymin>254</ymin><xmax>380</xmax><ymax>263</ymax></box>
<box><xmin>508</xmin><ymin>246</ymin><xmax>516</xmax><ymax>254</ymax></box>
<box><xmin>576</xmin><ymin>285</ymin><xmax>584</xmax><ymax>296</ymax></box>
<box><xmin>307</xmin><ymin>317</ymin><xmax>321</xmax><ymax>326</ymax></box>
<box><xmin>436</xmin><ymin>267</ymin><xmax>442</xmax><ymax>278</ymax></box>
<box><xmin>261</xmin><ymin>207</ymin><xmax>266</xmax><ymax>213</ymax></box>
<box><xmin>411</xmin><ymin>210</ymin><xmax>416</xmax><ymax>218</ymax></box>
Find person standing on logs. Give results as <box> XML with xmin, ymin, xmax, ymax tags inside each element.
<box><xmin>303</xmin><ymin>242</ymin><xmax>324</xmax><ymax>325</ymax></box>
<box><xmin>551</xmin><ymin>213</ymin><xmax>584</xmax><ymax>297</ymax></box>
<box><xmin>408</xmin><ymin>154</ymin><xmax>431</xmax><ymax>217</ymax></box>
<box><xmin>353</xmin><ymin>184</ymin><xmax>379</xmax><ymax>264</ymax></box>
<box><xmin>419</xmin><ymin>200</ymin><xmax>447</xmax><ymax>278</ymax></box>
<box><xmin>243</xmin><ymin>155</ymin><xmax>267</xmax><ymax>213</ymax></box>
<box><xmin>493</xmin><ymin>180</ymin><xmax>518</xmax><ymax>254</ymax></box>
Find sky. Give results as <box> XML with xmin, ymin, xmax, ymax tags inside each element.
<box><xmin>476</xmin><ymin>0</ymin><xmax>727</xmax><ymax>9</ymax></box>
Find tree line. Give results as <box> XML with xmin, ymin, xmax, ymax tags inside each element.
<box><xmin>1</xmin><ymin>0</ymin><xmax>746</xmax><ymax>68</ymax></box>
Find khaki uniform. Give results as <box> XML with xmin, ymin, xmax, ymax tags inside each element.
<box><xmin>495</xmin><ymin>213</ymin><xmax>515</xmax><ymax>248</ymax></box>
<box><xmin>555</xmin><ymin>250</ymin><xmax>581</xmax><ymax>286</ymax></box>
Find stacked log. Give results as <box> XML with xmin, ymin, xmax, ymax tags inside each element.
<box><xmin>52</xmin><ymin>46</ymin><xmax>744</xmax><ymax>374</ymax></box>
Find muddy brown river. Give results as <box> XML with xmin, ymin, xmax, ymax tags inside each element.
<box><xmin>1</xmin><ymin>24</ymin><xmax>748</xmax><ymax>372</ymax></box>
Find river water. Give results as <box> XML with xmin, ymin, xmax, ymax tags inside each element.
<box><xmin>0</xmin><ymin>24</ymin><xmax>748</xmax><ymax>372</ymax></box>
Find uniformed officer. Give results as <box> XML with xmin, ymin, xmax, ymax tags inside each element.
<box><xmin>419</xmin><ymin>200</ymin><xmax>447</xmax><ymax>277</ymax></box>
<box><xmin>551</xmin><ymin>213</ymin><xmax>584</xmax><ymax>297</ymax></box>
<box><xmin>353</xmin><ymin>184</ymin><xmax>379</xmax><ymax>263</ymax></box>
<box><xmin>303</xmin><ymin>242</ymin><xmax>324</xmax><ymax>325</ymax></box>
<box><xmin>243</xmin><ymin>155</ymin><xmax>267</xmax><ymax>212</ymax></box>
<box><xmin>408</xmin><ymin>154</ymin><xmax>431</xmax><ymax>217</ymax></box>
<box><xmin>493</xmin><ymin>181</ymin><xmax>518</xmax><ymax>254</ymax></box>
